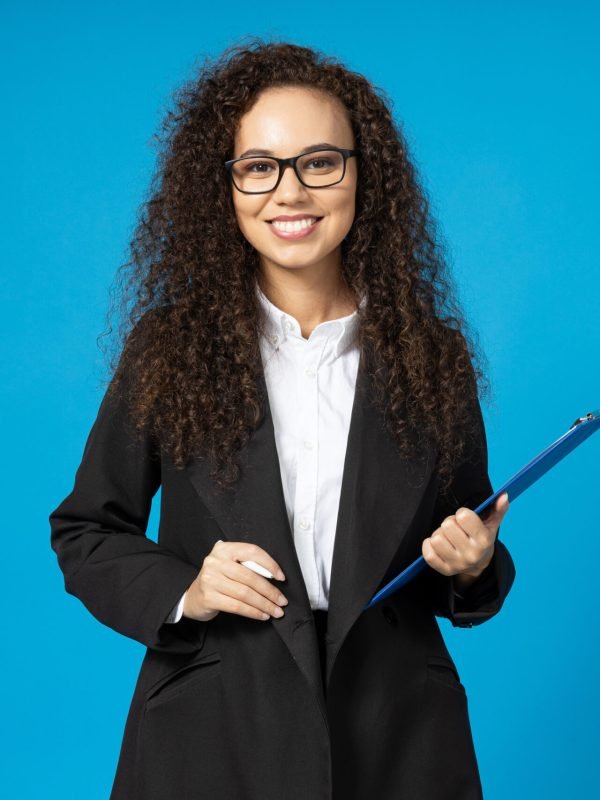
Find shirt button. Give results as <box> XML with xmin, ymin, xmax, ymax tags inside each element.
<box><xmin>305</xmin><ymin>367</ymin><xmax>316</xmax><ymax>378</ymax></box>
<box><xmin>303</xmin><ymin>440</ymin><xmax>314</xmax><ymax>450</ymax></box>
<box><xmin>284</xmin><ymin>320</ymin><xmax>294</xmax><ymax>331</ymax></box>
<box><xmin>270</xmin><ymin>334</ymin><xmax>278</xmax><ymax>344</ymax></box>
<box><xmin>298</xmin><ymin>518</ymin><xmax>310</xmax><ymax>530</ymax></box>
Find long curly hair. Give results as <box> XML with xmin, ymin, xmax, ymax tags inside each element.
<box><xmin>100</xmin><ymin>37</ymin><xmax>491</xmax><ymax>498</ymax></box>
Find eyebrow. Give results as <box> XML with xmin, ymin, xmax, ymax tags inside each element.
<box><xmin>237</xmin><ymin>142</ymin><xmax>340</xmax><ymax>158</ymax></box>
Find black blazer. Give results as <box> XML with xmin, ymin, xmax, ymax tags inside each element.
<box><xmin>49</xmin><ymin>350</ymin><xmax>516</xmax><ymax>800</ymax></box>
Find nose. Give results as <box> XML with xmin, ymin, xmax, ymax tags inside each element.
<box><xmin>272</xmin><ymin>163</ymin><xmax>309</xmax><ymax>202</ymax></box>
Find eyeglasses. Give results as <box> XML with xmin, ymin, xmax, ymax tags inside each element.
<box><xmin>224</xmin><ymin>147</ymin><xmax>358</xmax><ymax>194</ymax></box>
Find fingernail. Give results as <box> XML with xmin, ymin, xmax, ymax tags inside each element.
<box><xmin>273</xmin><ymin>607</ymin><xmax>284</xmax><ymax>618</ymax></box>
<box><xmin>276</xmin><ymin>570</ymin><xmax>285</xmax><ymax>581</ymax></box>
<box><xmin>277</xmin><ymin>594</ymin><xmax>288</xmax><ymax>605</ymax></box>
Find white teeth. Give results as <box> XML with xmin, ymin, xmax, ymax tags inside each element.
<box><xmin>271</xmin><ymin>217</ymin><xmax>318</xmax><ymax>232</ymax></box>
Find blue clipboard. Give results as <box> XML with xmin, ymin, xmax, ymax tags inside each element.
<box><xmin>365</xmin><ymin>409</ymin><xmax>600</xmax><ymax>610</ymax></box>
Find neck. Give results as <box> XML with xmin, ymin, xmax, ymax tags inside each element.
<box><xmin>256</xmin><ymin>261</ymin><xmax>357</xmax><ymax>337</ymax></box>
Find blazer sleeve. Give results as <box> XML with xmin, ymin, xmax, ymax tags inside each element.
<box><xmin>423</xmin><ymin>391</ymin><xmax>517</xmax><ymax>628</ymax></box>
<box><xmin>49</xmin><ymin>355</ymin><xmax>207</xmax><ymax>654</ymax></box>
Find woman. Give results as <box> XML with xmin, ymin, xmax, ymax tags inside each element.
<box><xmin>50</xmin><ymin>39</ymin><xmax>515</xmax><ymax>800</ymax></box>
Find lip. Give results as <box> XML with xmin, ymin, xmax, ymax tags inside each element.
<box><xmin>267</xmin><ymin>217</ymin><xmax>323</xmax><ymax>240</ymax></box>
<box><xmin>268</xmin><ymin>213</ymin><xmax>322</xmax><ymax>222</ymax></box>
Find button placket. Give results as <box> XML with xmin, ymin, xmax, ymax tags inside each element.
<box><xmin>254</xmin><ymin>283</ymin><xmax>364</xmax><ymax>612</ymax></box>
<box><xmin>293</xmin><ymin>335</ymin><xmax>327</xmax><ymax>606</ymax></box>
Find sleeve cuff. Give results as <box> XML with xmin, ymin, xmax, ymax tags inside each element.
<box><xmin>451</xmin><ymin>555</ymin><xmax>499</xmax><ymax>608</ymax></box>
<box><xmin>164</xmin><ymin>590</ymin><xmax>187</xmax><ymax>624</ymax></box>
<box><xmin>446</xmin><ymin>538</ymin><xmax>515</xmax><ymax>627</ymax></box>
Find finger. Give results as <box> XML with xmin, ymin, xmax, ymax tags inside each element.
<box><xmin>215</xmin><ymin>541</ymin><xmax>286</xmax><ymax>581</ymax></box>
<box><xmin>442</xmin><ymin>508</ymin><xmax>496</xmax><ymax>554</ymax></box>
<box><xmin>222</xmin><ymin>559</ymin><xmax>288</xmax><ymax>607</ymax></box>
<box><xmin>441</xmin><ymin>516</ymin><xmax>491</xmax><ymax>556</ymax></box>
<box><xmin>422</xmin><ymin>537</ymin><xmax>452</xmax><ymax>576</ymax></box>
<box><xmin>207</xmin><ymin>574</ymin><xmax>286</xmax><ymax>620</ymax></box>
<box><xmin>438</xmin><ymin>514</ymin><xmax>500</xmax><ymax>571</ymax></box>
<box><xmin>494</xmin><ymin>492</ymin><xmax>510</xmax><ymax>518</ymax></box>
<box><xmin>436</xmin><ymin>520</ymin><xmax>487</xmax><ymax>566</ymax></box>
<box><xmin>209</xmin><ymin>592</ymin><xmax>271</xmax><ymax>621</ymax></box>
<box><xmin>202</xmin><ymin>554</ymin><xmax>287</xmax><ymax>606</ymax></box>
<box><xmin>453</xmin><ymin>507</ymin><xmax>484</xmax><ymax>538</ymax></box>
<box><xmin>440</xmin><ymin>517</ymin><xmax>470</xmax><ymax>548</ymax></box>
<box><xmin>430</xmin><ymin>528</ymin><xmax>465</xmax><ymax>564</ymax></box>
<box><xmin>480</xmin><ymin>492</ymin><xmax>510</xmax><ymax>532</ymax></box>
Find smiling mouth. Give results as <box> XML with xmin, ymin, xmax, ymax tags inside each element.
<box><xmin>266</xmin><ymin>216</ymin><xmax>324</xmax><ymax>240</ymax></box>
<box><xmin>268</xmin><ymin>216</ymin><xmax>323</xmax><ymax>232</ymax></box>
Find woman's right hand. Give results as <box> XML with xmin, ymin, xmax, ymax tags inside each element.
<box><xmin>182</xmin><ymin>540</ymin><xmax>288</xmax><ymax>622</ymax></box>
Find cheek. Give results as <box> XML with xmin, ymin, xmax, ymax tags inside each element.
<box><xmin>338</xmin><ymin>169</ymin><xmax>357</xmax><ymax>220</ymax></box>
<box><xmin>332</xmin><ymin>191</ymin><xmax>356</xmax><ymax>234</ymax></box>
<box><xmin>232</xmin><ymin>198</ymin><xmax>263</xmax><ymax>239</ymax></box>
<box><xmin>232</xmin><ymin>193</ymin><xmax>247</xmax><ymax>223</ymax></box>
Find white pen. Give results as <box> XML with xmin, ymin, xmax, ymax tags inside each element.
<box><xmin>216</xmin><ymin>540</ymin><xmax>275</xmax><ymax>579</ymax></box>
<box><xmin>241</xmin><ymin>560</ymin><xmax>274</xmax><ymax>579</ymax></box>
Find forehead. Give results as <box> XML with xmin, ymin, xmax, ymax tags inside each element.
<box><xmin>234</xmin><ymin>86</ymin><xmax>353</xmax><ymax>155</ymax></box>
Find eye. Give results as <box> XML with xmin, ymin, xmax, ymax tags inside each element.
<box><xmin>242</xmin><ymin>160</ymin><xmax>275</xmax><ymax>173</ymax></box>
<box><xmin>306</xmin><ymin>157</ymin><xmax>334</xmax><ymax>169</ymax></box>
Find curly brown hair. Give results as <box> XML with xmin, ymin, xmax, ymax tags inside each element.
<box><xmin>100</xmin><ymin>36</ymin><xmax>491</xmax><ymax>499</ymax></box>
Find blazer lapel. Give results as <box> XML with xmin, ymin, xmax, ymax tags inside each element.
<box><xmin>325</xmin><ymin>355</ymin><xmax>437</xmax><ymax>685</ymax></box>
<box><xmin>184</xmin><ymin>351</ymin><xmax>437</xmax><ymax>707</ymax></box>
<box><xmin>184</xmin><ymin>371</ymin><xmax>325</xmax><ymax>709</ymax></box>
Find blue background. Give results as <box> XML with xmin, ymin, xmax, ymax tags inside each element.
<box><xmin>3</xmin><ymin>1</ymin><xmax>599</xmax><ymax>797</ymax></box>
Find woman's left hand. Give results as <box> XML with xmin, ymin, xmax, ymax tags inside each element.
<box><xmin>422</xmin><ymin>492</ymin><xmax>510</xmax><ymax>583</ymax></box>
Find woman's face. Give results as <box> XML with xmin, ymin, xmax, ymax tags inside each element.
<box><xmin>230</xmin><ymin>86</ymin><xmax>357</xmax><ymax>277</ymax></box>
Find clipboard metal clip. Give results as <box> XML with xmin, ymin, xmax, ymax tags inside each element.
<box><xmin>569</xmin><ymin>410</ymin><xmax>600</xmax><ymax>430</ymax></box>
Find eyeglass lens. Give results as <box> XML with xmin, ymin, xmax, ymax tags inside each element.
<box><xmin>231</xmin><ymin>150</ymin><xmax>345</xmax><ymax>192</ymax></box>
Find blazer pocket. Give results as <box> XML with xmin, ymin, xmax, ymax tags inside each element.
<box><xmin>426</xmin><ymin>655</ymin><xmax>466</xmax><ymax>695</ymax></box>
<box><xmin>145</xmin><ymin>652</ymin><xmax>222</xmax><ymax>709</ymax></box>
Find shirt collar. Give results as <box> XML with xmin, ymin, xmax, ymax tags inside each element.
<box><xmin>255</xmin><ymin>279</ymin><xmax>366</xmax><ymax>360</ymax></box>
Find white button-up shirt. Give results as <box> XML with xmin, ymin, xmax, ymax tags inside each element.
<box><xmin>167</xmin><ymin>280</ymin><xmax>366</xmax><ymax>620</ymax></box>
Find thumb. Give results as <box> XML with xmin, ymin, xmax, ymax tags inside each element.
<box><xmin>483</xmin><ymin>492</ymin><xmax>510</xmax><ymax>530</ymax></box>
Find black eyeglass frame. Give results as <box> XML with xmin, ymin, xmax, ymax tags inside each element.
<box><xmin>224</xmin><ymin>146</ymin><xmax>358</xmax><ymax>194</ymax></box>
